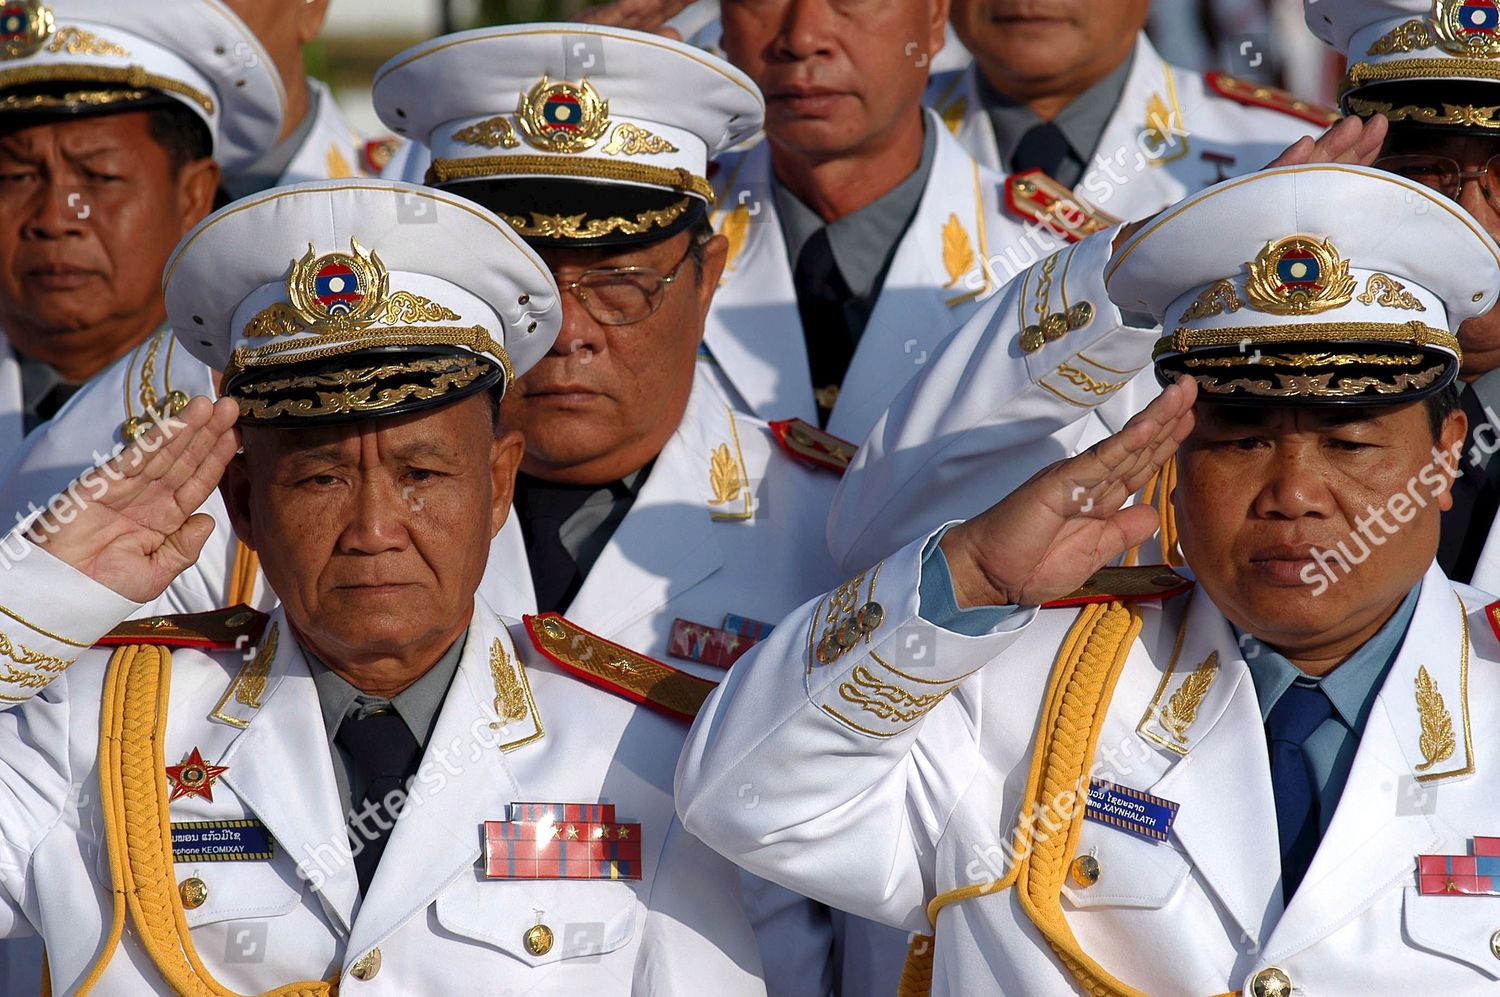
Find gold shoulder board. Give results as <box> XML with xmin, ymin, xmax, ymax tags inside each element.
<box><xmin>1041</xmin><ymin>567</ymin><xmax>1193</xmax><ymax>608</ymax></box>
<box><xmin>523</xmin><ymin>614</ymin><xmax>718</xmax><ymax>723</ymax></box>
<box><xmin>97</xmin><ymin>606</ymin><xmax>268</xmax><ymax>650</ymax></box>
<box><xmin>1203</xmin><ymin>72</ymin><xmax>1340</xmax><ymax>127</ymax></box>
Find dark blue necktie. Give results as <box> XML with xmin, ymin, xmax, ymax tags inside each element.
<box><xmin>1266</xmin><ymin>682</ymin><xmax>1334</xmax><ymax>902</ymax></box>
<box><xmin>336</xmin><ymin>706</ymin><xmax>421</xmax><ymax>894</ymax></box>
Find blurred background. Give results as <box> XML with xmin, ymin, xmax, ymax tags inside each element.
<box><xmin>320</xmin><ymin>0</ymin><xmax>1344</xmax><ymax>137</ymax></box>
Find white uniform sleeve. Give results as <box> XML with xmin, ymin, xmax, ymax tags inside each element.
<box><xmin>827</xmin><ymin>227</ymin><xmax>1162</xmax><ymax>572</ymax></box>
<box><xmin>0</xmin><ymin>528</ymin><xmax>139</xmax><ymax>706</ymax></box>
<box><xmin>675</xmin><ymin>533</ymin><xmax>1032</xmax><ymax>932</ymax></box>
<box><xmin>0</xmin><ymin>529</ymin><xmax>136</xmax><ymax>935</ymax></box>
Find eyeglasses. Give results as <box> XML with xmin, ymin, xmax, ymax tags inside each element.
<box><xmin>553</xmin><ymin>239</ymin><xmax>698</xmax><ymax>326</ymax></box>
<box><xmin>1375</xmin><ymin>153</ymin><xmax>1500</xmax><ymax>203</ymax></box>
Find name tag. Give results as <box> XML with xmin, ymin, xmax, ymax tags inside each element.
<box><xmin>1084</xmin><ymin>780</ymin><xmax>1179</xmax><ymax>842</ymax></box>
<box><xmin>171</xmin><ymin>819</ymin><xmax>275</xmax><ymax>862</ymax></box>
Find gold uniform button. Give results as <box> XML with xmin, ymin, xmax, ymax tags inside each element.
<box><xmin>836</xmin><ymin>618</ymin><xmax>860</xmax><ymax>649</ymax></box>
<box><xmin>349</xmin><ymin>948</ymin><xmax>381</xmax><ymax>981</ymax></box>
<box><xmin>856</xmin><ymin>601</ymin><xmax>884</xmax><ymax>632</ymax></box>
<box><xmin>1067</xmin><ymin>301</ymin><xmax>1095</xmax><ymax>330</ymax></box>
<box><xmin>1249</xmin><ymin>966</ymin><xmax>1292</xmax><ymax>997</ymax></box>
<box><xmin>1490</xmin><ymin>929</ymin><xmax>1500</xmax><ymax>960</ymax></box>
<box><xmin>525</xmin><ymin>922</ymin><xmax>555</xmax><ymax>956</ymax></box>
<box><xmin>178</xmin><ymin>877</ymin><xmax>208</xmax><ymax>909</ymax></box>
<box><xmin>1020</xmin><ymin>324</ymin><xmax>1044</xmax><ymax>353</ymax></box>
<box><xmin>1041</xmin><ymin>312</ymin><xmax>1068</xmax><ymax>342</ymax></box>
<box><xmin>1069</xmin><ymin>854</ymin><xmax>1100</xmax><ymax>887</ymax></box>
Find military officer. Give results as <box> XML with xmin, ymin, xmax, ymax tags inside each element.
<box><xmin>0</xmin><ymin>0</ymin><xmax>280</xmax><ymax>470</ymax></box>
<box><xmin>928</xmin><ymin>0</ymin><xmax>1336</xmax><ymax>218</ymax></box>
<box><xmin>679</xmin><ymin>164</ymin><xmax>1500</xmax><ymax>995</ymax></box>
<box><xmin>0</xmin><ymin>177</ymin><xmax>772</xmax><ymax>994</ymax></box>
<box><xmin>372</xmin><ymin>24</ymin><xmax>901</xmax><ymax>994</ymax></box>
<box><xmin>696</xmin><ymin>0</ymin><xmax>1030</xmax><ymax>441</ymax></box>
<box><xmin>1311</xmin><ymin>0</ymin><xmax>1500</xmax><ymax>594</ymax></box>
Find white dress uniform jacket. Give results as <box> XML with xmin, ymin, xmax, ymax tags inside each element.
<box><xmin>0</xmin><ymin>542</ymin><xmax>765</xmax><ymax>995</ymax></box>
<box><xmin>281</xmin><ymin>79</ymin><xmax>367</xmax><ymax>183</ymax></box>
<box><xmin>478</xmin><ymin>377</ymin><xmax>844</xmax><ymax>671</ymax></box>
<box><xmin>925</xmin><ymin>34</ymin><xmax>1331</xmax><ymax>220</ymax></box>
<box><xmin>700</xmin><ymin>111</ymin><xmax>1028</xmax><ymax>443</ymax></box>
<box><xmin>678</xmin><ymin>536</ymin><xmax>1500</xmax><ymax>995</ymax></box>
<box><xmin>827</xmin><ymin>228</ymin><xmax>1163</xmax><ymax>572</ymax></box>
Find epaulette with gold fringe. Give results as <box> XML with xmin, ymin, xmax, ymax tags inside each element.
<box><xmin>96</xmin><ymin>606</ymin><xmax>267</xmax><ymax>650</ymax></box>
<box><xmin>1003</xmin><ymin>170</ymin><xmax>1120</xmax><ymax>242</ymax></box>
<box><xmin>1204</xmin><ymin>72</ymin><xmax>1340</xmax><ymax>127</ymax></box>
<box><xmin>1040</xmin><ymin>566</ymin><xmax>1193</xmax><ymax>609</ymax></box>
<box><xmin>523</xmin><ymin>613</ymin><xmax>718</xmax><ymax>723</ymax></box>
<box><xmin>768</xmin><ymin>418</ymin><xmax>855</xmax><ymax>474</ymax></box>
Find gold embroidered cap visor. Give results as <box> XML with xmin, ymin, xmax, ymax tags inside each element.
<box><xmin>1311</xmin><ymin>1</ymin><xmax>1500</xmax><ymax>131</ymax></box>
<box><xmin>163</xmin><ymin>179</ymin><xmax>562</xmax><ymax>426</ymax></box>
<box><xmin>371</xmin><ymin>22</ymin><xmax>764</xmax><ymax>247</ymax></box>
<box><xmin>0</xmin><ymin>0</ymin><xmax>283</xmax><ymax>173</ymax></box>
<box><xmin>1106</xmin><ymin>163</ymin><xmax>1500</xmax><ymax>404</ymax></box>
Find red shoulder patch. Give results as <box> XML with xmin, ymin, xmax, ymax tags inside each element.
<box><xmin>1204</xmin><ymin>72</ymin><xmax>1340</xmax><ymax>127</ymax></box>
<box><xmin>1485</xmin><ymin>599</ymin><xmax>1500</xmax><ymax>645</ymax></box>
<box><xmin>96</xmin><ymin>605</ymin><xmax>267</xmax><ymax>650</ymax></box>
<box><xmin>768</xmin><ymin>418</ymin><xmax>855</xmax><ymax>474</ymax></box>
<box><xmin>363</xmin><ymin>137</ymin><xmax>401</xmax><ymax>174</ymax></box>
<box><xmin>1003</xmin><ymin>170</ymin><xmax>1119</xmax><ymax>243</ymax></box>
<box><xmin>1040</xmin><ymin>567</ymin><xmax>1194</xmax><ymax>609</ymax></box>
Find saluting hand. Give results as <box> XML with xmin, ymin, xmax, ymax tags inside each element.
<box><xmin>937</xmin><ymin>378</ymin><xmax>1197</xmax><ymax>609</ymax></box>
<box><xmin>25</xmin><ymin>395</ymin><xmax>241</xmax><ymax>603</ymax></box>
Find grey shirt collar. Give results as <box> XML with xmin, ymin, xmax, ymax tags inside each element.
<box><xmin>977</xmin><ymin>47</ymin><xmax>1135</xmax><ymax>180</ymax></box>
<box><xmin>771</xmin><ymin>113</ymin><xmax>937</xmax><ymax>303</ymax></box>
<box><xmin>309</xmin><ymin>629</ymin><xmax>468</xmax><ymax>749</ymax></box>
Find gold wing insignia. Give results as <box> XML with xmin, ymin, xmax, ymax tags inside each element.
<box><xmin>942</xmin><ymin>213</ymin><xmax>975</xmax><ymax>289</ymax></box>
<box><xmin>1414</xmin><ymin>665</ymin><xmax>1456</xmax><ymax>771</ymax></box>
<box><xmin>1158</xmin><ymin>650</ymin><xmax>1217</xmax><ymax>743</ymax></box>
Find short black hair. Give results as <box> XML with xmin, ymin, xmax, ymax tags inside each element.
<box><xmin>1424</xmin><ymin>381</ymin><xmax>1461</xmax><ymax>440</ymax></box>
<box><xmin>146</xmin><ymin>103</ymin><xmax>211</xmax><ymax>175</ymax></box>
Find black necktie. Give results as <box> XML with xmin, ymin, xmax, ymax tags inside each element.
<box><xmin>513</xmin><ymin>474</ymin><xmax>603</xmax><ymax>613</ymax></box>
<box><xmin>1439</xmin><ymin>385</ymin><xmax>1500</xmax><ymax>582</ymax></box>
<box><xmin>1010</xmin><ymin>121</ymin><xmax>1073</xmax><ymax>179</ymax></box>
<box><xmin>25</xmin><ymin>381</ymin><xmax>82</xmax><ymax>433</ymax></box>
<box><xmin>335</xmin><ymin>706</ymin><xmax>422</xmax><ymax>893</ymax></box>
<box><xmin>1266</xmin><ymin>683</ymin><xmax>1335</xmax><ymax>903</ymax></box>
<box><xmin>792</xmin><ymin>228</ymin><xmax>860</xmax><ymax>427</ymax></box>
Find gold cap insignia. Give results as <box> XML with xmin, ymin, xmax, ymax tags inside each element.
<box><xmin>1432</xmin><ymin>0</ymin><xmax>1500</xmax><ymax>58</ymax></box>
<box><xmin>1244</xmin><ymin>235</ymin><xmax>1357</xmax><ymax>315</ymax></box>
<box><xmin>288</xmin><ymin>237</ymin><xmax>387</xmax><ymax>327</ymax></box>
<box><xmin>0</xmin><ymin>0</ymin><xmax>53</xmax><ymax>60</ymax></box>
<box><xmin>516</xmin><ymin>76</ymin><xmax>610</xmax><ymax>154</ymax></box>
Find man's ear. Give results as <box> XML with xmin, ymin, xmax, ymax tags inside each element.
<box><xmin>1436</xmin><ymin>405</ymin><xmax>1468</xmax><ymax>513</ymax></box>
<box><xmin>298</xmin><ymin>0</ymin><xmax>331</xmax><ymax>45</ymax></box>
<box><xmin>220</xmin><ymin>452</ymin><xmax>257</xmax><ymax>551</ymax></box>
<box><xmin>176</xmin><ymin>157</ymin><xmax>220</xmax><ymax>233</ymax></box>
<box><xmin>488</xmin><ymin>427</ymin><xmax>527</xmax><ymax>539</ymax></box>
<box><xmin>928</xmin><ymin>0</ymin><xmax>950</xmax><ymax>60</ymax></box>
